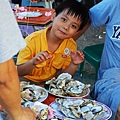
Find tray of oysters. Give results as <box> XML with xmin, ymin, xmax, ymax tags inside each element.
<box><xmin>49</xmin><ymin>98</ymin><xmax>112</xmax><ymax>120</ymax></box>
<box><xmin>20</xmin><ymin>81</ymin><xmax>48</xmax><ymax>105</ymax></box>
<box><xmin>44</xmin><ymin>73</ymin><xmax>90</xmax><ymax>98</ymax></box>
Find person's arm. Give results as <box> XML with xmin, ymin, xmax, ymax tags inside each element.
<box><xmin>62</xmin><ymin>62</ymin><xmax>79</xmax><ymax>76</ymax></box>
<box><xmin>17</xmin><ymin>51</ymin><xmax>52</xmax><ymax>76</ymax></box>
<box><xmin>73</xmin><ymin>19</ymin><xmax>90</xmax><ymax>41</ymax></box>
<box><xmin>0</xmin><ymin>58</ymin><xmax>36</xmax><ymax>120</ymax></box>
<box><xmin>17</xmin><ymin>59</ymin><xmax>36</xmax><ymax>76</ymax></box>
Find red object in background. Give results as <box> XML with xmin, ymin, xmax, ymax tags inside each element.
<box><xmin>38</xmin><ymin>84</ymin><xmax>56</xmax><ymax>105</ymax></box>
<box><xmin>16</xmin><ymin>7</ymin><xmax>55</xmax><ymax>26</ymax></box>
<box><xmin>42</xmin><ymin>94</ymin><xmax>56</xmax><ymax>105</ymax></box>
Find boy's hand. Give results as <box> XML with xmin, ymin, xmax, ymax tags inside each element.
<box><xmin>32</xmin><ymin>52</ymin><xmax>52</xmax><ymax>65</ymax></box>
<box><xmin>70</xmin><ymin>50</ymin><xmax>84</xmax><ymax>65</ymax></box>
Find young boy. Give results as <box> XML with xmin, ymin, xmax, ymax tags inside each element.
<box><xmin>17</xmin><ymin>0</ymin><xmax>89</xmax><ymax>84</ymax></box>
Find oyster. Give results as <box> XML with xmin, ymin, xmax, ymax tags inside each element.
<box><xmin>21</xmin><ymin>89</ymin><xmax>35</xmax><ymax>101</ymax></box>
<box><xmin>55</xmin><ymin>98</ymin><xmax>108</xmax><ymax>120</ymax></box>
<box><xmin>30</xmin><ymin>102</ymin><xmax>49</xmax><ymax>120</ymax></box>
<box><xmin>20</xmin><ymin>81</ymin><xmax>30</xmax><ymax>91</ymax></box>
<box><xmin>20</xmin><ymin>85</ymin><xmax>47</xmax><ymax>103</ymax></box>
<box><xmin>45</xmin><ymin>73</ymin><xmax>90</xmax><ymax>98</ymax></box>
<box><xmin>57</xmin><ymin>73</ymin><xmax>72</xmax><ymax>80</ymax></box>
<box><xmin>51</xmin><ymin>88</ymin><xmax>65</xmax><ymax>96</ymax></box>
<box><xmin>91</xmin><ymin>105</ymin><xmax>103</xmax><ymax>114</ymax></box>
<box><xmin>82</xmin><ymin>111</ymin><xmax>94</xmax><ymax>120</ymax></box>
<box><xmin>40</xmin><ymin>108</ymin><xmax>48</xmax><ymax>120</ymax></box>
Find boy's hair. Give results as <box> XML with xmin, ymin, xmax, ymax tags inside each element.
<box><xmin>55</xmin><ymin>0</ymin><xmax>89</xmax><ymax>31</ymax></box>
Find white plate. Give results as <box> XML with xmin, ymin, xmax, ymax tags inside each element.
<box><xmin>49</xmin><ymin>98</ymin><xmax>112</xmax><ymax>120</ymax></box>
<box><xmin>21</xmin><ymin>85</ymin><xmax>48</xmax><ymax>106</ymax></box>
<box><xmin>16</xmin><ymin>11</ymin><xmax>42</xmax><ymax>17</ymax></box>
<box><xmin>44</xmin><ymin>83</ymin><xmax>90</xmax><ymax>99</ymax></box>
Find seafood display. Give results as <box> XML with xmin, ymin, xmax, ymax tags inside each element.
<box><xmin>50</xmin><ymin>98</ymin><xmax>112</xmax><ymax>120</ymax></box>
<box><xmin>45</xmin><ymin>73</ymin><xmax>90</xmax><ymax>98</ymax></box>
<box><xmin>20</xmin><ymin>82</ymin><xmax>48</xmax><ymax>104</ymax></box>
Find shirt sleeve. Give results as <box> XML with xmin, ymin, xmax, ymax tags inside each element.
<box><xmin>0</xmin><ymin>0</ymin><xmax>26</xmax><ymax>63</ymax></box>
<box><xmin>89</xmin><ymin>0</ymin><xmax>115</xmax><ymax>28</ymax></box>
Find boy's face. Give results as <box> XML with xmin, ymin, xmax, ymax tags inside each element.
<box><xmin>52</xmin><ymin>10</ymin><xmax>82</xmax><ymax>40</ymax></box>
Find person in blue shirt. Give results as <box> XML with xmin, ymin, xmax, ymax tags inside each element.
<box><xmin>74</xmin><ymin>0</ymin><xmax>120</xmax><ymax>119</ymax></box>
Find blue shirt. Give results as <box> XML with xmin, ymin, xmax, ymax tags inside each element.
<box><xmin>89</xmin><ymin>0</ymin><xmax>120</xmax><ymax>79</ymax></box>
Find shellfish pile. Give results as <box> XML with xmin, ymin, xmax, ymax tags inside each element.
<box><xmin>55</xmin><ymin>98</ymin><xmax>107</xmax><ymax>120</ymax></box>
<box><xmin>20</xmin><ymin>82</ymin><xmax>47</xmax><ymax>104</ymax></box>
<box><xmin>45</xmin><ymin>73</ymin><xmax>90</xmax><ymax>97</ymax></box>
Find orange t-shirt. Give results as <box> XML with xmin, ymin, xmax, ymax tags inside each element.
<box><xmin>17</xmin><ymin>27</ymin><xmax>77</xmax><ymax>82</ymax></box>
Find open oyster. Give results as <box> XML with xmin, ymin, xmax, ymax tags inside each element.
<box><xmin>45</xmin><ymin>73</ymin><xmax>90</xmax><ymax>98</ymax></box>
<box><xmin>30</xmin><ymin>102</ymin><xmax>58</xmax><ymax>120</ymax></box>
<box><xmin>55</xmin><ymin>98</ymin><xmax>107</xmax><ymax>120</ymax></box>
<box><xmin>20</xmin><ymin>84</ymin><xmax>47</xmax><ymax>104</ymax></box>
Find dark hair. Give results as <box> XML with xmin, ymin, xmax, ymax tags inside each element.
<box><xmin>55</xmin><ymin>0</ymin><xmax>89</xmax><ymax>31</ymax></box>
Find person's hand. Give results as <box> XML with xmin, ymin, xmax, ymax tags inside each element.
<box><xmin>70</xmin><ymin>50</ymin><xmax>84</xmax><ymax>65</ymax></box>
<box><xmin>10</xmin><ymin>107</ymin><xmax>36</xmax><ymax>120</ymax></box>
<box><xmin>32</xmin><ymin>51</ymin><xmax>52</xmax><ymax>65</ymax></box>
<box><xmin>115</xmin><ymin>103</ymin><xmax>120</xmax><ymax>120</ymax></box>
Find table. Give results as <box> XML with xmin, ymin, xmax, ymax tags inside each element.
<box><xmin>15</xmin><ymin>6</ymin><xmax>55</xmax><ymax>26</ymax></box>
<box><xmin>42</xmin><ymin>93</ymin><xmax>56</xmax><ymax>105</ymax></box>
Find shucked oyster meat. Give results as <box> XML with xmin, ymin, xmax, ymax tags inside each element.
<box><xmin>45</xmin><ymin>73</ymin><xmax>90</xmax><ymax>97</ymax></box>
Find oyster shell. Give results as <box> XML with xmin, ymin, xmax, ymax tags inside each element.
<box><xmin>40</xmin><ymin>108</ymin><xmax>48</xmax><ymax>120</ymax></box>
<box><xmin>57</xmin><ymin>73</ymin><xmax>72</xmax><ymax>80</ymax></box>
<box><xmin>20</xmin><ymin>81</ymin><xmax>30</xmax><ymax>91</ymax></box>
<box><xmin>45</xmin><ymin>73</ymin><xmax>90</xmax><ymax>98</ymax></box>
<box><xmin>20</xmin><ymin>85</ymin><xmax>47</xmax><ymax>103</ymax></box>
<box><xmin>55</xmin><ymin>98</ymin><xmax>107</xmax><ymax>120</ymax></box>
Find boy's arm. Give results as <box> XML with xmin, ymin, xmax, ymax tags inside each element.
<box><xmin>0</xmin><ymin>58</ymin><xmax>35</xmax><ymax>120</ymax></box>
<box><xmin>61</xmin><ymin>62</ymin><xmax>78</xmax><ymax>76</ymax></box>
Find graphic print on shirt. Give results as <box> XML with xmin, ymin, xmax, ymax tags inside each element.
<box><xmin>112</xmin><ymin>25</ymin><xmax>120</xmax><ymax>39</ymax></box>
<box><xmin>62</xmin><ymin>48</ymin><xmax>70</xmax><ymax>58</ymax></box>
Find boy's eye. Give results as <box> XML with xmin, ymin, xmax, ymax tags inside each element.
<box><xmin>61</xmin><ymin>17</ymin><xmax>66</xmax><ymax>22</ymax></box>
<box><xmin>71</xmin><ymin>24</ymin><xmax>77</xmax><ymax>29</ymax></box>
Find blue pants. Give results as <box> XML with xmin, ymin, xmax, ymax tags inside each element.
<box><xmin>91</xmin><ymin>68</ymin><xmax>120</xmax><ymax>120</ymax></box>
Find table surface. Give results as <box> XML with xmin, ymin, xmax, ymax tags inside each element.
<box><xmin>16</xmin><ymin>7</ymin><xmax>55</xmax><ymax>26</ymax></box>
<box><xmin>37</xmin><ymin>84</ymin><xmax>56</xmax><ymax>105</ymax></box>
